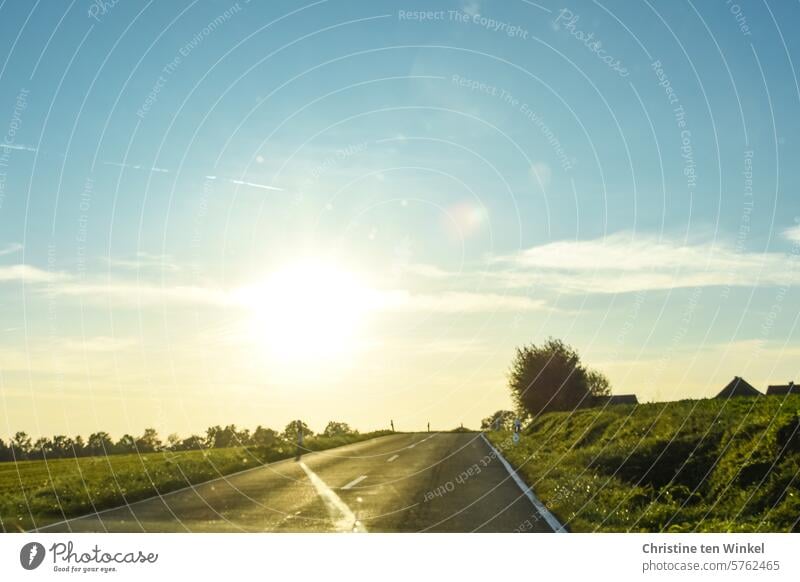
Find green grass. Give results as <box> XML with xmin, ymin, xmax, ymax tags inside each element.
<box><xmin>487</xmin><ymin>396</ymin><xmax>800</xmax><ymax>532</ymax></box>
<box><xmin>0</xmin><ymin>431</ymin><xmax>390</xmax><ymax>532</ymax></box>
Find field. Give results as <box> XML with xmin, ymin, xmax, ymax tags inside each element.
<box><xmin>0</xmin><ymin>431</ymin><xmax>389</xmax><ymax>532</ymax></box>
<box><xmin>488</xmin><ymin>395</ymin><xmax>800</xmax><ymax>532</ymax></box>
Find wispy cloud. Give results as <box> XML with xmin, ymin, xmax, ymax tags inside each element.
<box><xmin>492</xmin><ymin>231</ymin><xmax>800</xmax><ymax>294</ymax></box>
<box><xmin>229</xmin><ymin>179</ymin><xmax>284</xmax><ymax>192</ymax></box>
<box><xmin>0</xmin><ymin>143</ymin><xmax>37</xmax><ymax>152</ymax></box>
<box><xmin>0</xmin><ymin>264</ymin><xmax>63</xmax><ymax>283</ymax></box>
<box><xmin>385</xmin><ymin>290</ymin><xmax>546</xmax><ymax>313</ymax></box>
<box><xmin>103</xmin><ymin>161</ymin><xmax>169</xmax><ymax>173</ymax></box>
<box><xmin>205</xmin><ymin>176</ymin><xmax>285</xmax><ymax>192</ymax></box>
<box><xmin>105</xmin><ymin>252</ymin><xmax>180</xmax><ymax>272</ymax></box>
<box><xmin>0</xmin><ymin>243</ymin><xmax>23</xmax><ymax>256</ymax></box>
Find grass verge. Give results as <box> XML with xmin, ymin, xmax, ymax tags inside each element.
<box><xmin>0</xmin><ymin>431</ymin><xmax>391</xmax><ymax>532</ymax></box>
<box><xmin>487</xmin><ymin>396</ymin><xmax>800</xmax><ymax>532</ymax></box>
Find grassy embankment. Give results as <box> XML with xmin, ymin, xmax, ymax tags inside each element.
<box><xmin>487</xmin><ymin>396</ymin><xmax>800</xmax><ymax>532</ymax></box>
<box><xmin>0</xmin><ymin>431</ymin><xmax>390</xmax><ymax>532</ymax></box>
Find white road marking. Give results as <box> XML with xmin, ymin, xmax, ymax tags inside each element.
<box><xmin>341</xmin><ymin>475</ymin><xmax>368</xmax><ymax>490</ymax></box>
<box><xmin>479</xmin><ymin>434</ymin><xmax>566</xmax><ymax>533</ymax></box>
<box><xmin>298</xmin><ymin>462</ymin><xmax>366</xmax><ymax>532</ymax></box>
<box><xmin>386</xmin><ymin>454</ymin><xmax>399</xmax><ymax>463</ymax></box>
<box><xmin>407</xmin><ymin>443</ymin><xmax>416</xmax><ymax>449</ymax></box>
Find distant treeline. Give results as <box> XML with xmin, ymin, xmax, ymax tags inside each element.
<box><xmin>0</xmin><ymin>420</ymin><xmax>355</xmax><ymax>462</ymax></box>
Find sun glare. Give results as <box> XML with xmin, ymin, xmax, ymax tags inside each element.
<box><xmin>239</xmin><ymin>261</ymin><xmax>374</xmax><ymax>362</ymax></box>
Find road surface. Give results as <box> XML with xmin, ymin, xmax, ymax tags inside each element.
<box><xmin>38</xmin><ymin>432</ymin><xmax>555</xmax><ymax>533</ymax></box>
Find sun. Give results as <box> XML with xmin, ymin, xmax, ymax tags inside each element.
<box><xmin>238</xmin><ymin>261</ymin><xmax>374</xmax><ymax>362</ymax></box>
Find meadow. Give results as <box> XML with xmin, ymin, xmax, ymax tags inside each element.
<box><xmin>0</xmin><ymin>431</ymin><xmax>389</xmax><ymax>532</ymax></box>
<box><xmin>488</xmin><ymin>395</ymin><xmax>800</xmax><ymax>532</ymax></box>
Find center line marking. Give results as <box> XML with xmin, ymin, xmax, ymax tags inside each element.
<box><xmin>298</xmin><ymin>462</ymin><xmax>366</xmax><ymax>532</ymax></box>
<box><xmin>342</xmin><ymin>475</ymin><xmax>367</xmax><ymax>490</ymax></box>
<box><xmin>387</xmin><ymin>454</ymin><xmax>399</xmax><ymax>463</ymax></box>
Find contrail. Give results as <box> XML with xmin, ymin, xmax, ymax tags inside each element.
<box><xmin>103</xmin><ymin>161</ymin><xmax>169</xmax><ymax>173</ymax></box>
<box><xmin>0</xmin><ymin>143</ymin><xmax>37</xmax><ymax>152</ymax></box>
<box><xmin>229</xmin><ymin>179</ymin><xmax>284</xmax><ymax>192</ymax></box>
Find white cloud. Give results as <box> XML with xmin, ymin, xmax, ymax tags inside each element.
<box><xmin>385</xmin><ymin>290</ymin><xmax>545</xmax><ymax>313</ymax></box>
<box><xmin>783</xmin><ymin>224</ymin><xmax>800</xmax><ymax>243</ymax></box>
<box><xmin>0</xmin><ymin>243</ymin><xmax>23</xmax><ymax>256</ymax></box>
<box><xmin>105</xmin><ymin>252</ymin><xmax>180</xmax><ymax>272</ymax></box>
<box><xmin>493</xmin><ymin>231</ymin><xmax>800</xmax><ymax>294</ymax></box>
<box><xmin>0</xmin><ymin>264</ymin><xmax>64</xmax><ymax>283</ymax></box>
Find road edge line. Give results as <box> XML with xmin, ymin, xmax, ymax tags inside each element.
<box><xmin>479</xmin><ymin>433</ymin><xmax>567</xmax><ymax>533</ymax></box>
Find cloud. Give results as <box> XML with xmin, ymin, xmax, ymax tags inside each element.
<box><xmin>0</xmin><ymin>243</ymin><xmax>23</xmax><ymax>256</ymax></box>
<box><xmin>385</xmin><ymin>290</ymin><xmax>546</xmax><ymax>313</ymax></box>
<box><xmin>493</xmin><ymin>231</ymin><xmax>800</xmax><ymax>294</ymax></box>
<box><xmin>461</xmin><ymin>0</ymin><xmax>481</xmax><ymax>16</ymax></box>
<box><xmin>0</xmin><ymin>264</ymin><xmax>64</xmax><ymax>283</ymax></box>
<box><xmin>103</xmin><ymin>161</ymin><xmax>169</xmax><ymax>173</ymax></box>
<box><xmin>0</xmin><ymin>143</ymin><xmax>37</xmax><ymax>153</ymax></box>
<box><xmin>783</xmin><ymin>225</ymin><xmax>800</xmax><ymax>243</ymax></box>
<box><xmin>52</xmin><ymin>280</ymin><xmax>232</xmax><ymax>306</ymax></box>
<box><xmin>229</xmin><ymin>179</ymin><xmax>284</xmax><ymax>192</ymax></box>
<box><xmin>105</xmin><ymin>252</ymin><xmax>180</xmax><ymax>272</ymax></box>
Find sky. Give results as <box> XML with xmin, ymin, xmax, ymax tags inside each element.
<box><xmin>1</xmin><ymin>0</ymin><xmax>800</xmax><ymax>440</ymax></box>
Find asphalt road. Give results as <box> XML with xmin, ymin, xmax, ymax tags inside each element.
<box><xmin>38</xmin><ymin>433</ymin><xmax>555</xmax><ymax>533</ymax></box>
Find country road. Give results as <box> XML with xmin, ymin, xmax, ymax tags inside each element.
<box><xmin>38</xmin><ymin>433</ymin><xmax>556</xmax><ymax>533</ymax></box>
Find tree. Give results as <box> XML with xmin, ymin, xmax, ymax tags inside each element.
<box><xmin>508</xmin><ymin>338</ymin><xmax>592</xmax><ymax>416</ymax></box>
<box><xmin>0</xmin><ymin>438</ymin><xmax>10</xmax><ymax>462</ymax></box>
<box><xmin>586</xmin><ymin>369</ymin><xmax>611</xmax><ymax>398</ymax></box>
<box><xmin>32</xmin><ymin>437</ymin><xmax>53</xmax><ymax>460</ymax></box>
<box><xmin>11</xmin><ymin>431</ymin><xmax>32</xmax><ymax>459</ymax></box>
<box><xmin>115</xmin><ymin>434</ymin><xmax>136</xmax><ymax>454</ymax></box>
<box><xmin>73</xmin><ymin>435</ymin><xmax>87</xmax><ymax>456</ymax></box>
<box><xmin>87</xmin><ymin>432</ymin><xmax>113</xmax><ymax>456</ymax></box>
<box><xmin>251</xmin><ymin>426</ymin><xmax>276</xmax><ymax>448</ymax></box>
<box><xmin>480</xmin><ymin>410</ymin><xmax>515</xmax><ymax>431</ymax></box>
<box><xmin>51</xmin><ymin>435</ymin><xmax>72</xmax><ymax>458</ymax></box>
<box><xmin>178</xmin><ymin>435</ymin><xmax>204</xmax><ymax>451</ymax></box>
<box><xmin>323</xmin><ymin>421</ymin><xmax>355</xmax><ymax>437</ymax></box>
<box><xmin>166</xmin><ymin>433</ymin><xmax>181</xmax><ymax>451</ymax></box>
<box><xmin>207</xmin><ymin>425</ymin><xmax>242</xmax><ymax>448</ymax></box>
<box><xmin>282</xmin><ymin>420</ymin><xmax>313</xmax><ymax>443</ymax></box>
<box><xmin>135</xmin><ymin>428</ymin><xmax>161</xmax><ymax>453</ymax></box>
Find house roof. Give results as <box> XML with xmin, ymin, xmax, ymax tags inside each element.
<box><xmin>767</xmin><ymin>382</ymin><xmax>798</xmax><ymax>395</ymax></box>
<box><xmin>716</xmin><ymin>376</ymin><xmax>761</xmax><ymax>398</ymax></box>
<box><xmin>595</xmin><ymin>394</ymin><xmax>638</xmax><ymax>406</ymax></box>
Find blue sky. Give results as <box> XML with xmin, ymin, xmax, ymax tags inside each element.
<box><xmin>1</xmin><ymin>0</ymin><xmax>799</xmax><ymax>438</ymax></box>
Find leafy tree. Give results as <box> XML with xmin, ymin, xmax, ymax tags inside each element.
<box><xmin>283</xmin><ymin>420</ymin><xmax>313</xmax><ymax>443</ymax></box>
<box><xmin>480</xmin><ymin>410</ymin><xmax>515</xmax><ymax>431</ymax></box>
<box><xmin>508</xmin><ymin>338</ymin><xmax>592</xmax><ymax>416</ymax></box>
<box><xmin>73</xmin><ymin>435</ymin><xmax>86</xmax><ymax>456</ymax></box>
<box><xmin>51</xmin><ymin>435</ymin><xmax>72</xmax><ymax>458</ymax></box>
<box><xmin>251</xmin><ymin>426</ymin><xmax>276</xmax><ymax>448</ymax></box>
<box><xmin>88</xmin><ymin>432</ymin><xmax>113</xmax><ymax>456</ymax></box>
<box><xmin>323</xmin><ymin>421</ymin><xmax>355</xmax><ymax>437</ymax></box>
<box><xmin>207</xmin><ymin>425</ymin><xmax>243</xmax><ymax>448</ymax></box>
<box><xmin>178</xmin><ymin>435</ymin><xmax>204</xmax><ymax>451</ymax></box>
<box><xmin>0</xmin><ymin>438</ymin><xmax>10</xmax><ymax>462</ymax></box>
<box><xmin>115</xmin><ymin>434</ymin><xmax>136</xmax><ymax>454</ymax></box>
<box><xmin>586</xmin><ymin>369</ymin><xmax>612</xmax><ymax>398</ymax></box>
<box><xmin>11</xmin><ymin>431</ymin><xmax>32</xmax><ymax>459</ymax></box>
<box><xmin>32</xmin><ymin>437</ymin><xmax>53</xmax><ymax>459</ymax></box>
<box><xmin>135</xmin><ymin>428</ymin><xmax>161</xmax><ymax>453</ymax></box>
<box><xmin>166</xmin><ymin>433</ymin><xmax>181</xmax><ymax>451</ymax></box>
